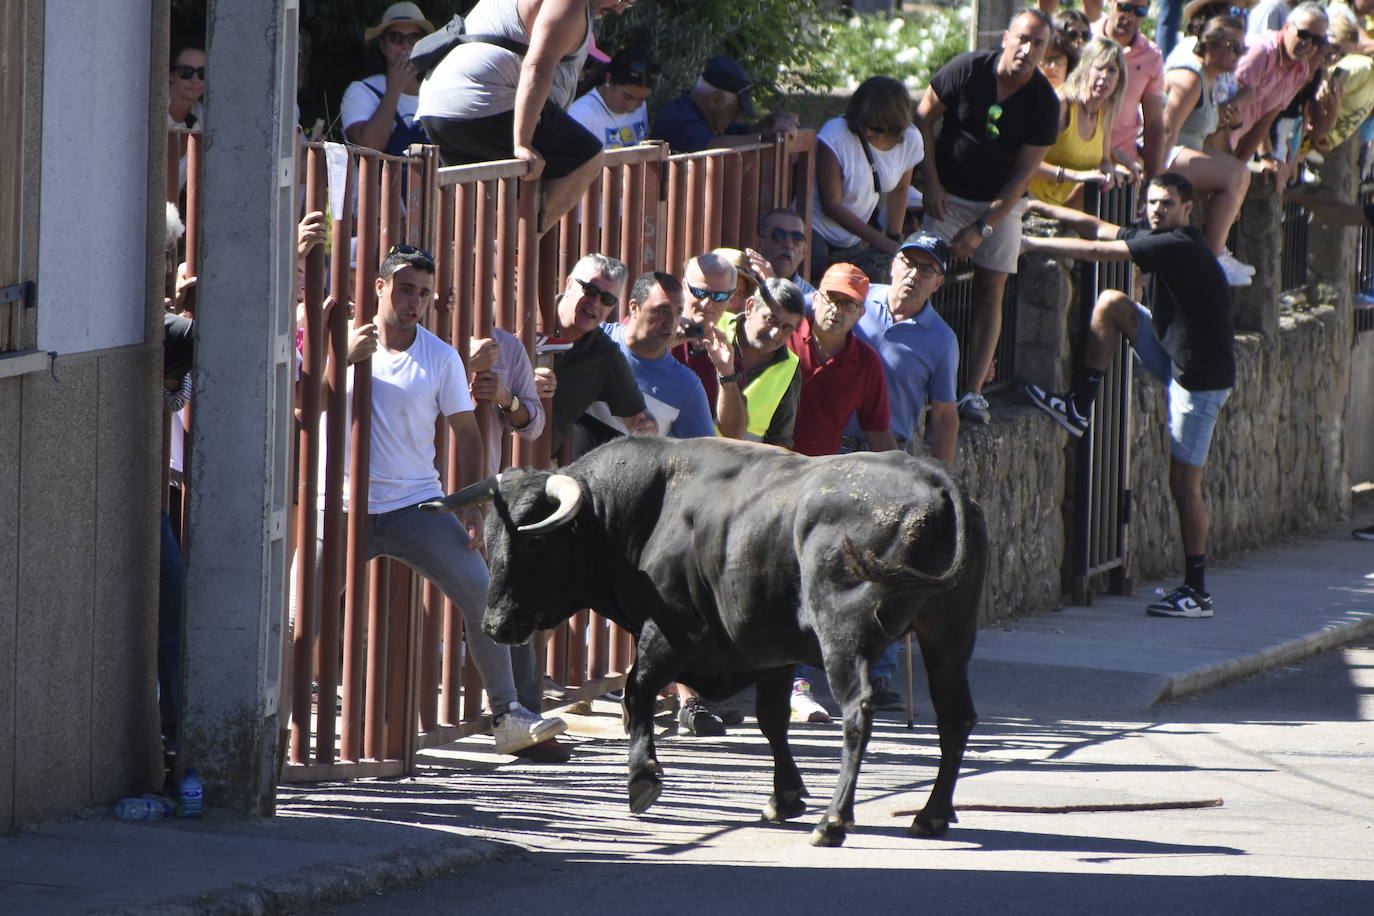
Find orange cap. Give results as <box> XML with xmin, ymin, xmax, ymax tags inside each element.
<box><xmin>819</xmin><ymin>262</ymin><xmax>870</xmax><ymax>303</ymax></box>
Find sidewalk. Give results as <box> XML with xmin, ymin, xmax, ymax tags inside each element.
<box><xmin>3</xmin><ymin>514</ymin><xmax>1372</xmax><ymax>915</ymax></box>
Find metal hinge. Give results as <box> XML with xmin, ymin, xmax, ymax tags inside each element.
<box><xmin>0</xmin><ymin>281</ymin><xmax>35</xmax><ymax>308</ymax></box>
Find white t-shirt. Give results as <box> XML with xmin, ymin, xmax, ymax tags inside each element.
<box><xmin>341</xmin><ymin>74</ymin><xmax>420</xmax><ymax>134</ymax></box>
<box><xmin>567</xmin><ymin>89</ymin><xmax>650</xmax><ymax>149</ymax></box>
<box><xmin>322</xmin><ymin>326</ymin><xmax>474</xmax><ymax>515</ymax></box>
<box><xmin>811</xmin><ymin>117</ymin><xmax>924</xmax><ymax>248</ymax></box>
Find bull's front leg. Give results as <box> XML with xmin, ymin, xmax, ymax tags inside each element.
<box><xmin>811</xmin><ymin>654</ymin><xmax>875</xmax><ymax>847</ymax></box>
<box><xmin>624</xmin><ymin>622</ymin><xmax>680</xmax><ymax>815</ymax></box>
<box><xmin>755</xmin><ymin>667</ymin><xmax>808</xmax><ymax>823</ymax></box>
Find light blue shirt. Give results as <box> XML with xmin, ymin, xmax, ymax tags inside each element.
<box><xmin>602</xmin><ymin>323</ymin><xmax>716</xmax><ymax>438</ymax></box>
<box><xmin>845</xmin><ymin>284</ymin><xmax>958</xmax><ymax>443</ymax></box>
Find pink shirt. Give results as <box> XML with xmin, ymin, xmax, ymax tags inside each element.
<box><xmin>1231</xmin><ymin>29</ymin><xmax>1311</xmax><ymax>143</ymax></box>
<box><xmin>1094</xmin><ymin>22</ymin><xmax>1166</xmax><ymax>153</ymax></box>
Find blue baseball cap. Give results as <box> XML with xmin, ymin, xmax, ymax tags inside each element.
<box><xmin>898</xmin><ymin>231</ymin><xmax>949</xmax><ymax>274</ymax></box>
<box><xmin>702</xmin><ymin>56</ymin><xmax>758</xmax><ymax>119</ymax></box>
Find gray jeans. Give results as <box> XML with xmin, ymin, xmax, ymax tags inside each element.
<box><xmin>299</xmin><ymin>503</ymin><xmax>518</xmax><ymax>712</ymax></box>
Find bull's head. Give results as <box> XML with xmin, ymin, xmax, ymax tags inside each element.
<box><xmin>421</xmin><ymin>470</ymin><xmax>588</xmax><ymax>643</ymax></box>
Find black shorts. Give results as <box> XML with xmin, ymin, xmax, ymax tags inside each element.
<box><xmin>421</xmin><ymin>101</ymin><xmax>602</xmax><ymax>178</ymax></box>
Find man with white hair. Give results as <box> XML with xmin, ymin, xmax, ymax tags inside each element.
<box><xmin>1230</xmin><ymin>1</ymin><xmax>1329</xmax><ymax>175</ymax></box>
<box><xmin>650</xmin><ymin>56</ymin><xmax>799</xmax><ymax>153</ymax></box>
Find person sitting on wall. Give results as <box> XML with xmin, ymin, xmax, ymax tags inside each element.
<box><xmin>650</xmin><ymin>56</ymin><xmax>801</xmax><ymax>153</ymax></box>
<box><xmin>1022</xmin><ymin>173</ymin><xmax>1235</xmax><ymax>620</ymax></box>
<box><xmin>341</xmin><ymin>2</ymin><xmax>434</xmax><ymax>155</ymax></box>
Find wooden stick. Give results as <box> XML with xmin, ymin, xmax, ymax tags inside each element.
<box><xmin>892</xmin><ymin>799</ymin><xmax>1223</xmax><ymax>815</ymax></box>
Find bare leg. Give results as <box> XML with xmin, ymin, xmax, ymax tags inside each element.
<box><xmin>1084</xmin><ymin>289</ymin><xmax>1143</xmax><ymax>371</ymax></box>
<box><xmin>1169</xmin><ymin>458</ymin><xmax>1209</xmax><ymax>556</ymax></box>
<box><xmin>965</xmin><ymin>267</ymin><xmax>1009</xmax><ymax>395</ymax></box>
<box><xmin>540</xmin><ymin>150</ymin><xmax>605</xmax><ymax>234</ymax></box>
<box><xmin>1173</xmin><ymin>148</ymin><xmax>1250</xmax><ymax>256</ymax></box>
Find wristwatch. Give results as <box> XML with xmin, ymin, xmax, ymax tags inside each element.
<box><xmin>499</xmin><ymin>394</ymin><xmax>521</xmax><ymax>413</ymax></box>
<box><xmin>717</xmin><ymin>371</ymin><xmax>740</xmax><ymax>386</ymax></box>
<box><xmin>975</xmin><ymin>219</ymin><xmax>994</xmax><ymax>239</ymax></box>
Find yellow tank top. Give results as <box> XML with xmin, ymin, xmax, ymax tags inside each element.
<box><xmin>1028</xmin><ymin>103</ymin><xmax>1106</xmax><ymax>208</ymax></box>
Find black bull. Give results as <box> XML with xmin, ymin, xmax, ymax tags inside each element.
<box><xmin>423</xmin><ymin>436</ymin><xmax>987</xmax><ymax>847</ymax></box>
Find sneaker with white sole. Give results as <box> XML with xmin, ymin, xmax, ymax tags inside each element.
<box><xmin>1353</xmin><ymin>525</ymin><xmax>1374</xmax><ymax>541</ymax></box>
<box><xmin>1217</xmin><ymin>251</ymin><xmax>1254</xmax><ymax>286</ymax></box>
<box><xmin>1024</xmin><ymin>384</ymin><xmax>1090</xmax><ymax>438</ymax></box>
<box><xmin>956</xmin><ymin>391</ymin><xmax>991</xmax><ymax>424</ymax></box>
<box><xmin>492</xmin><ymin>702</ymin><xmax>567</xmax><ymax>754</ymax></box>
<box><xmin>790</xmin><ymin>680</ymin><xmax>831</xmax><ymax>723</ymax></box>
<box><xmin>1146</xmin><ymin>584</ymin><xmax>1214</xmax><ymax>618</ymax></box>
<box><xmin>678</xmin><ymin>697</ymin><xmax>726</xmax><ymax>736</ymax></box>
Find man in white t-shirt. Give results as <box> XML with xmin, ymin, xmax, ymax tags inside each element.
<box><xmin>567</xmin><ymin>49</ymin><xmax>656</xmax><ymax>149</ymax></box>
<box><xmin>320</xmin><ymin>246</ymin><xmax>566</xmax><ymax>755</ymax></box>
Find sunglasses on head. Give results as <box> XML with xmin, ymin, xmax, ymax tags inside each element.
<box><xmin>574</xmin><ymin>276</ymin><xmax>619</xmax><ymax>308</ymax></box>
<box><xmin>389</xmin><ymin>243</ymin><xmax>435</xmax><ymax>261</ymax></box>
<box><xmin>1116</xmin><ymin>2</ymin><xmax>1150</xmax><ymax>16</ymax></box>
<box><xmin>767</xmin><ymin>227</ymin><xmax>806</xmax><ymax>243</ymax></box>
<box><xmin>985</xmin><ymin>103</ymin><xmax>1004</xmax><ymax>139</ymax></box>
<box><xmin>1293</xmin><ymin>27</ymin><xmax>1327</xmax><ymax>46</ymax></box>
<box><xmin>688</xmin><ymin>284</ymin><xmax>734</xmax><ymax>303</ymax></box>
<box><xmin>171</xmin><ymin>65</ymin><xmax>206</xmax><ymax>80</ymax></box>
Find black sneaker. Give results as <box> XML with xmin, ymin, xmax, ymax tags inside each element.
<box><xmin>1353</xmin><ymin>525</ymin><xmax>1374</xmax><ymax>541</ymax></box>
<box><xmin>678</xmin><ymin>698</ymin><xmax>726</xmax><ymax>736</ymax></box>
<box><xmin>1024</xmin><ymin>384</ymin><xmax>1089</xmax><ymax>438</ymax></box>
<box><xmin>870</xmin><ymin>678</ymin><xmax>905</xmax><ymax>711</ymax></box>
<box><xmin>1146</xmin><ymin>584</ymin><xmax>1214</xmax><ymax>618</ymax></box>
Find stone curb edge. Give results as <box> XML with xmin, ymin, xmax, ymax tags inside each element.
<box><xmin>95</xmin><ymin>836</ymin><xmax>512</xmax><ymax>916</ymax></box>
<box><xmin>1152</xmin><ymin>614</ymin><xmax>1374</xmax><ymax>705</ymax></box>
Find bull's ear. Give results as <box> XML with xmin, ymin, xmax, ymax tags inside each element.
<box><xmin>419</xmin><ymin>476</ymin><xmax>499</xmax><ymax>513</ymax></box>
<box><xmin>516</xmin><ymin>473</ymin><xmax>583</xmax><ymax>533</ymax></box>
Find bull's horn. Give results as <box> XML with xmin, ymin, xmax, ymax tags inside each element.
<box><xmin>419</xmin><ymin>476</ymin><xmax>499</xmax><ymax>513</ymax></box>
<box><xmin>516</xmin><ymin>474</ymin><xmax>583</xmax><ymax>533</ymax></box>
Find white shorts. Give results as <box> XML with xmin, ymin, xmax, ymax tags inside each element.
<box><xmin>923</xmin><ymin>193</ymin><xmax>1029</xmax><ymax>275</ymax></box>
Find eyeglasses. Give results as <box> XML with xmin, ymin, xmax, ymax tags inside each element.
<box><xmin>820</xmin><ymin>291</ymin><xmax>863</xmax><ymax>314</ymax></box>
<box><xmin>171</xmin><ymin>65</ymin><xmax>206</xmax><ymax>80</ymax></box>
<box><xmin>688</xmin><ymin>284</ymin><xmax>735</xmax><ymax>303</ymax></box>
<box><xmin>1064</xmin><ymin>29</ymin><xmax>1091</xmax><ymax>42</ymax></box>
<box><xmin>384</xmin><ymin>29</ymin><xmax>425</xmax><ymax>46</ymax></box>
<box><xmin>766</xmin><ymin>227</ymin><xmax>806</xmax><ymax>243</ymax></box>
<box><xmin>389</xmin><ymin>243</ymin><xmax>435</xmax><ymax>261</ymax></box>
<box><xmin>985</xmin><ymin>104</ymin><xmax>1004</xmax><ymax>139</ymax></box>
<box><xmin>1116</xmin><ymin>2</ymin><xmax>1149</xmax><ymax>16</ymax></box>
<box><xmin>864</xmin><ymin>123</ymin><xmax>901</xmax><ymax>137</ymax></box>
<box><xmin>1206</xmin><ymin>38</ymin><xmax>1245</xmax><ymax>55</ymax></box>
<box><xmin>574</xmin><ymin>277</ymin><xmax>619</xmax><ymax>308</ymax></box>
<box><xmin>1293</xmin><ymin>27</ymin><xmax>1327</xmax><ymax>47</ymax></box>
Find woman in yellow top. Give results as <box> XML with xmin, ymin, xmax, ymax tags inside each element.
<box><xmin>1028</xmin><ymin>38</ymin><xmax>1126</xmax><ymax>209</ymax></box>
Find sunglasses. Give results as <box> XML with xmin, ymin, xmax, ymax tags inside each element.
<box><xmin>1293</xmin><ymin>27</ymin><xmax>1327</xmax><ymax>46</ymax></box>
<box><xmin>574</xmin><ymin>276</ymin><xmax>619</xmax><ymax>308</ymax></box>
<box><xmin>389</xmin><ymin>243</ymin><xmax>434</xmax><ymax>260</ymax></box>
<box><xmin>767</xmin><ymin>227</ymin><xmax>806</xmax><ymax>243</ymax></box>
<box><xmin>688</xmin><ymin>284</ymin><xmax>735</xmax><ymax>303</ymax></box>
<box><xmin>985</xmin><ymin>103</ymin><xmax>1004</xmax><ymax>139</ymax></box>
<box><xmin>1064</xmin><ymin>29</ymin><xmax>1091</xmax><ymax>42</ymax></box>
<box><xmin>384</xmin><ymin>29</ymin><xmax>425</xmax><ymax>46</ymax></box>
<box><xmin>1116</xmin><ymin>2</ymin><xmax>1149</xmax><ymax>16</ymax></box>
<box><xmin>171</xmin><ymin>65</ymin><xmax>206</xmax><ymax>80</ymax></box>
<box><xmin>1206</xmin><ymin>38</ymin><xmax>1245</xmax><ymax>55</ymax></box>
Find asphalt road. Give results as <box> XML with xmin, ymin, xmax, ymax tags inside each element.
<box><xmin>314</xmin><ymin>640</ymin><xmax>1374</xmax><ymax>915</ymax></box>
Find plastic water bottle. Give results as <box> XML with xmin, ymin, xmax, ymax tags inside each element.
<box><xmin>177</xmin><ymin>768</ymin><xmax>204</xmax><ymax>818</ymax></box>
<box><xmin>115</xmin><ymin>795</ymin><xmax>172</xmax><ymax>821</ymax></box>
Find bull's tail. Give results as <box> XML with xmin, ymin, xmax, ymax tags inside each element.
<box><xmin>840</xmin><ymin>485</ymin><xmax>967</xmax><ymax>591</ymax></box>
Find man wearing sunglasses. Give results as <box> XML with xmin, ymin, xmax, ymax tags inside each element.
<box><xmin>754</xmin><ymin>207</ymin><xmax>816</xmax><ymax>296</ymax></box>
<box><xmin>670</xmin><ymin>253</ymin><xmax>749</xmax><ymax>440</ymax></box>
<box><xmin>915</xmin><ymin>8</ymin><xmax>1059</xmax><ymax>425</ymax></box>
<box><xmin>342</xmin><ymin>2</ymin><xmax>434</xmax><ymax>154</ymax></box>
<box><xmin>1095</xmin><ymin>1</ymin><xmax>1169</xmax><ymax>186</ymax></box>
<box><xmin>1230</xmin><ymin>2</ymin><xmax>1328</xmax><ymax>170</ymax></box>
<box><xmin>568</xmin><ymin>48</ymin><xmax>657</xmax><ymax>149</ymax></box>
<box><xmin>549</xmin><ymin>254</ymin><xmax>654</xmax><ymax>453</ymax></box>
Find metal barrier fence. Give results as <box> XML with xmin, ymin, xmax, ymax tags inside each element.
<box><xmin>928</xmin><ymin>259</ymin><xmax>1018</xmax><ymax>395</ymax></box>
<box><xmin>1280</xmin><ymin>197</ymin><xmax>1309</xmax><ymax>292</ymax></box>
<box><xmin>1069</xmin><ymin>182</ymin><xmax>1137</xmax><ymax>605</ymax></box>
<box><xmin>1358</xmin><ymin>183</ymin><xmax>1374</xmax><ymax>299</ymax></box>
<box><xmin>165</xmin><ymin>130</ymin><xmax>820</xmax><ymax>781</ymax></box>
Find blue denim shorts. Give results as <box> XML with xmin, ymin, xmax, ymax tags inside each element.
<box><xmin>1130</xmin><ymin>303</ymin><xmax>1231</xmax><ymax>467</ymax></box>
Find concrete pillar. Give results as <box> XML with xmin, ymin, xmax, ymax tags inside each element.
<box><xmin>1232</xmin><ymin>181</ymin><xmax>1282</xmax><ymax>338</ymax></box>
<box><xmin>181</xmin><ymin>0</ymin><xmax>297</xmax><ymax>816</ymax></box>
<box><xmin>1308</xmin><ymin>139</ymin><xmax>1357</xmax><ymax>333</ymax></box>
<box><xmin>974</xmin><ymin>0</ymin><xmax>1019</xmax><ymax>51</ymax></box>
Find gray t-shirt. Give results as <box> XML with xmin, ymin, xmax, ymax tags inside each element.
<box><xmin>1166</xmin><ymin>56</ymin><xmax>1218</xmax><ymax>150</ymax></box>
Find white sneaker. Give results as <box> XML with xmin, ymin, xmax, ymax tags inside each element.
<box><xmin>1217</xmin><ymin>251</ymin><xmax>1254</xmax><ymax>287</ymax></box>
<box><xmin>790</xmin><ymin>680</ymin><xmax>831</xmax><ymax>723</ymax></box>
<box><xmin>956</xmin><ymin>391</ymin><xmax>991</xmax><ymax>424</ymax></box>
<box><xmin>492</xmin><ymin>702</ymin><xmax>567</xmax><ymax>754</ymax></box>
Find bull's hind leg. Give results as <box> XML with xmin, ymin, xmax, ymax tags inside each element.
<box><xmin>810</xmin><ymin>653</ymin><xmax>875</xmax><ymax>847</ymax></box>
<box><xmin>623</xmin><ymin>622</ymin><xmax>680</xmax><ymax>815</ymax></box>
<box><xmin>755</xmin><ymin>668</ymin><xmax>808</xmax><ymax>822</ymax></box>
<box><xmin>907</xmin><ymin>627</ymin><xmax>977</xmax><ymax>838</ymax></box>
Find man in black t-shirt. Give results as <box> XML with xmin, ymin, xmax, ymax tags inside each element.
<box><xmin>915</xmin><ymin>7</ymin><xmax>1060</xmax><ymax>424</ymax></box>
<box><xmin>1022</xmin><ymin>173</ymin><xmax>1235</xmax><ymax>620</ymax></box>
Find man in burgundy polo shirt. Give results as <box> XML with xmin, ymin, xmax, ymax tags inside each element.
<box><xmin>670</xmin><ymin>251</ymin><xmax>748</xmax><ymax>439</ymax></box>
<box><xmin>788</xmin><ymin>263</ymin><xmax>898</xmax><ymax>457</ymax></box>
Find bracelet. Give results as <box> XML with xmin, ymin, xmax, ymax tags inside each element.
<box><xmin>717</xmin><ymin>371</ymin><xmax>740</xmax><ymax>386</ymax></box>
<box><xmin>1057</xmin><ymin>165</ymin><xmax>1065</xmax><ymax>182</ymax></box>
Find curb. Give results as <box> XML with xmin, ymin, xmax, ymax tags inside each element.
<box><xmin>97</xmin><ymin>837</ymin><xmax>511</xmax><ymax>916</ymax></box>
<box><xmin>1155</xmin><ymin>614</ymin><xmax>1374</xmax><ymax>704</ymax></box>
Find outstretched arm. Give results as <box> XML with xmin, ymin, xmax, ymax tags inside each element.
<box><xmin>1023</xmin><ymin>234</ymin><xmax>1133</xmax><ymax>262</ymax></box>
<box><xmin>1026</xmin><ymin>198</ymin><xmax>1119</xmax><ymax>239</ymax></box>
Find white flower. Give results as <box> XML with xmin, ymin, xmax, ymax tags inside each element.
<box><xmin>887</xmin><ymin>17</ymin><xmax>904</xmax><ymax>35</ymax></box>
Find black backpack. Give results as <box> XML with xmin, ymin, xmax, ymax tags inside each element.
<box><xmin>410</xmin><ymin>14</ymin><xmax>578</xmax><ymax>80</ymax></box>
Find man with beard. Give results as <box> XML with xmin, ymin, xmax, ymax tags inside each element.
<box><xmin>718</xmin><ymin>278</ymin><xmax>805</xmax><ymax>449</ymax></box>
<box><xmin>1023</xmin><ymin>173</ymin><xmax>1234</xmax><ymax>619</ymax></box>
<box><xmin>1095</xmin><ymin>1</ymin><xmax>1168</xmax><ymax>183</ymax></box>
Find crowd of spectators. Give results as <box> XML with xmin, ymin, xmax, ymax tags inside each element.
<box><xmin>165</xmin><ymin>0</ymin><xmax>1374</xmax><ymax>755</ymax></box>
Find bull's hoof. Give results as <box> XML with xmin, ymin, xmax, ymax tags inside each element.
<box><xmin>908</xmin><ymin>810</ymin><xmax>955</xmax><ymax>838</ymax></box>
<box><xmin>627</xmin><ymin>774</ymin><xmax>663</xmax><ymax>815</ymax></box>
<box><xmin>809</xmin><ymin>820</ymin><xmax>849</xmax><ymax>847</ymax></box>
<box><xmin>761</xmin><ymin>788</ymin><xmax>807</xmax><ymax>823</ymax></box>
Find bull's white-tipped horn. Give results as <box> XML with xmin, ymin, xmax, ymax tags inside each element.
<box><xmin>516</xmin><ymin>474</ymin><xmax>583</xmax><ymax>533</ymax></box>
<box><xmin>419</xmin><ymin>476</ymin><xmax>499</xmax><ymax>513</ymax></box>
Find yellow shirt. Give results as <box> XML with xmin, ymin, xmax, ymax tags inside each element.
<box><xmin>1028</xmin><ymin>103</ymin><xmax>1107</xmax><ymax>207</ymax></box>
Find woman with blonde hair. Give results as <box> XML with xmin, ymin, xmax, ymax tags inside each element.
<box><xmin>1028</xmin><ymin>37</ymin><xmax>1126</xmax><ymax>209</ymax></box>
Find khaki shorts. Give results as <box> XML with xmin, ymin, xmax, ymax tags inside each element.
<box><xmin>923</xmin><ymin>193</ymin><xmax>1029</xmax><ymax>275</ymax></box>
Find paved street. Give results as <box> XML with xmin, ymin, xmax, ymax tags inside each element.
<box><xmin>316</xmin><ymin>641</ymin><xmax>1374</xmax><ymax>916</ymax></box>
